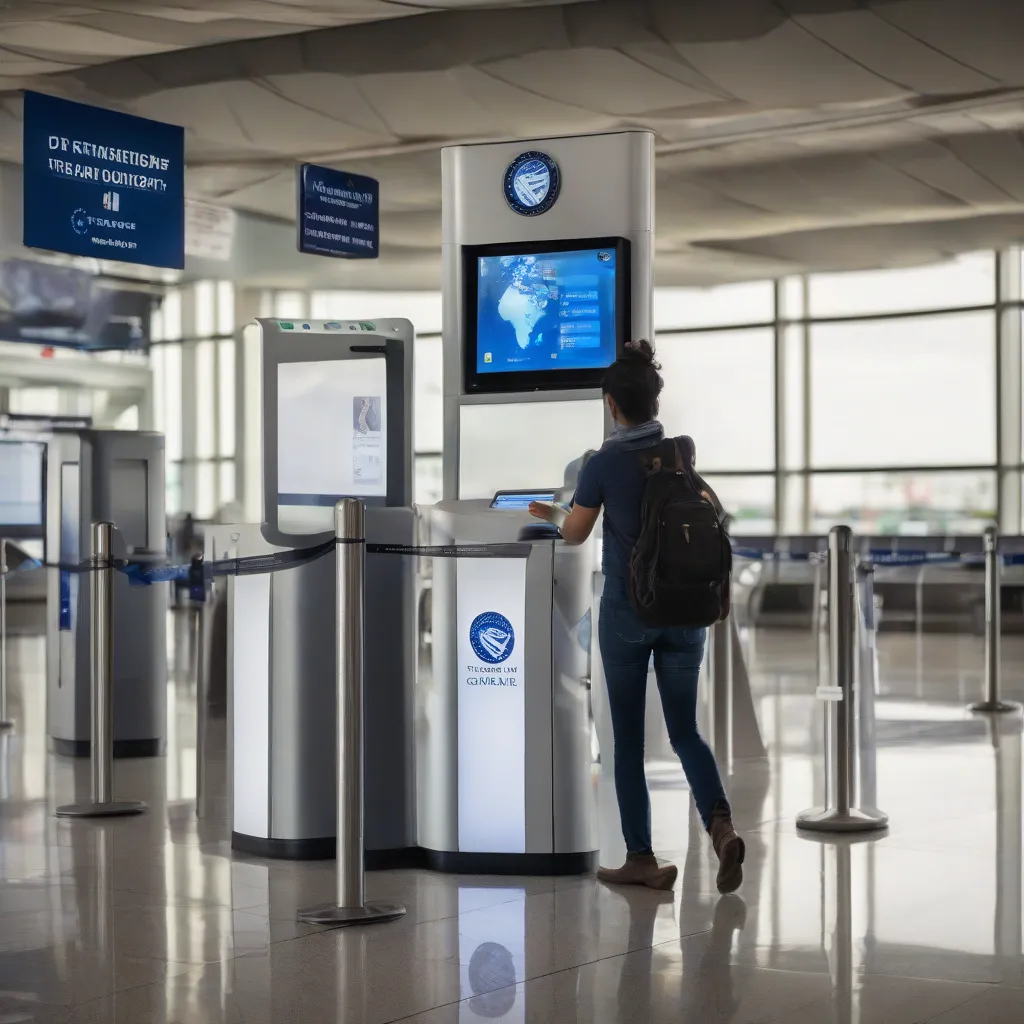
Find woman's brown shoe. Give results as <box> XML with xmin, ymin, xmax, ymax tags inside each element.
<box><xmin>708</xmin><ymin>809</ymin><xmax>745</xmax><ymax>894</ymax></box>
<box><xmin>597</xmin><ymin>853</ymin><xmax>678</xmax><ymax>891</ymax></box>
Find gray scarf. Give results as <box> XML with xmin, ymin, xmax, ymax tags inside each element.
<box><xmin>600</xmin><ymin>419</ymin><xmax>664</xmax><ymax>452</ymax></box>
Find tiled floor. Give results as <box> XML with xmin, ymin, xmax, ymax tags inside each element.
<box><xmin>1</xmin><ymin>612</ymin><xmax>1022</xmax><ymax>1022</ymax></box>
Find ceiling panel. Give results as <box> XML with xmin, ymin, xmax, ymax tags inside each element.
<box><xmin>3</xmin><ymin>0</ymin><xmax>1024</xmax><ymax>285</ymax></box>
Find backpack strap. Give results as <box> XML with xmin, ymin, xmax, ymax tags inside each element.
<box><xmin>672</xmin><ymin>434</ymin><xmax>727</xmax><ymax>519</ymax></box>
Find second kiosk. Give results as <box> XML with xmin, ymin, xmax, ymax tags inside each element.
<box><xmin>420</xmin><ymin>130</ymin><xmax>655</xmax><ymax>873</ymax></box>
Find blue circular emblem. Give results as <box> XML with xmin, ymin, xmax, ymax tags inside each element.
<box><xmin>503</xmin><ymin>151</ymin><xmax>560</xmax><ymax>216</ymax></box>
<box><xmin>71</xmin><ymin>208</ymin><xmax>89</xmax><ymax>235</ymax></box>
<box><xmin>469</xmin><ymin>611</ymin><xmax>515</xmax><ymax>664</ymax></box>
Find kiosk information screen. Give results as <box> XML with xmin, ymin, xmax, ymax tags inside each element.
<box><xmin>489</xmin><ymin>490</ymin><xmax>555</xmax><ymax>510</ymax></box>
<box><xmin>463</xmin><ymin>236</ymin><xmax>629</xmax><ymax>394</ymax></box>
<box><xmin>0</xmin><ymin>440</ymin><xmax>45</xmax><ymax>525</ymax></box>
<box><xmin>277</xmin><ymin>358</ymin><xmax>387</xmax><ymax>505</ymax></box>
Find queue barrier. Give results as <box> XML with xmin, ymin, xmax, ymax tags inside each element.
<box><xmin>733</xmin><ymin>533</ymin><xmax>1024</xmax><ymax>716</ymax></box>
<box><xmin>797</xmin><ymin>526</ymin><xmax>889</xmax><ymax>834</ymax></box>
<box><xmin>0</xmin><ymin>510</ymin><xmax>536</xmax><ymax>926</ymax></box>
<box><xmin>16</xmin><ymin>519</ymin><xmax>1012</xmax><ymax>894</ymax></box>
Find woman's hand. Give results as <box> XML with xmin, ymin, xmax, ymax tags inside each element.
<box><xmin>528</xmin><ymin>501</ymin><xmax>556</xmax><ymax>522</ymax></box>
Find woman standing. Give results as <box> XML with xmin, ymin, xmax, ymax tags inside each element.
<box><xmin>530</xmin><ymin>340</ymin><xmax>744</xmax><ymax>893</ymax></box>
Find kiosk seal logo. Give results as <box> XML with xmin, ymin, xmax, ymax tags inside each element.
<box><xmin>469</xmin><ymin>611</ymin><xmax>515</xmax><ymax>664</ymax></box>
<box><xmin>503</xmin><ymin>151</ymin><xmax>560</xmax><ymax>217</ymax></box>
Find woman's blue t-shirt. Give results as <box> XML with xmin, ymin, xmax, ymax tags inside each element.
<box><xmin>573</xmin><ymin>444</ymin><xmax>658</xmax><ymax>579</ymax></box>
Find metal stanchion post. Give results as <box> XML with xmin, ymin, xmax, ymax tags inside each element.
<box><xmin>798</xmin><ymin>526</ymin><xmax>888</xmax><ymax>833</ymax></box>
<box><xmin>854</xmin><ymin>563</ymin><xmax>883</xmax><ymax>817</ymax></box>
<box><xmin>709</xmin><ymin>618</ymin><xmax>733</xmax><ymax>771</ymax></box>
<box><xmin>0</xmin><ymin>538</ymin><xmax>14</xmax><ymax>729</ymax></box>
<box><xmin>298</xmin><ymin>499</ymin><xmax>405</xmax><ymax>927</ymax></box>
<box><xmin>195</xmin><ymin>577</ymin><xmax>210</xmax><ymax>820</ymax></box>
<box><xmin>970</xmin><ymin>526</ymin><xmax>1021</xmax><ymax>715</ymax></box>
<box><xmin>56</xmin><ymin>522</ymin><xmax>146</xmax><ymax>818</ymax></box>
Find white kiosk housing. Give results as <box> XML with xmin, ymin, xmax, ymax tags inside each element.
<box><xmin>419</xmin><ymin>131</ymin><xmax>655</xmax><ymax>873</ymax></box>
<box><xmin>220</xmin><ymin>318</ymin><xmax>418</xmax><ymax>861</ymax></box>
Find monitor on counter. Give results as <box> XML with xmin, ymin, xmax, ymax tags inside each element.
<box><xmin>463</xmin><ymin>236</ymin><xmax>630</xmax><ymax>394</ymax></box>
<box><xmin>489</xmin><ymin>490</ymin><xmax>555</xmax><ymax>510</ymax></box>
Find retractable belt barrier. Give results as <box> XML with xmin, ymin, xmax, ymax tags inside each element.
<box><xmin>0</xmin><ymin>538</ymin><xmax>536</xmax><ymax>600</ymax></box>
<box><xmin>5</xmin><ymin>537</ymin><xmax>1022</xmax><ymax>596</ymax></box>
<box><xmin>732</xmin><ymin>546</ymin><xmax>1024</xmax><ymax>568</ymax></box>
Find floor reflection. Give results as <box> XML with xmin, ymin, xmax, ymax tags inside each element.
<box><xmin>0</xmin><ymin>622</ymin><xmax>1022</xmax><ymax>1022</ymax></box>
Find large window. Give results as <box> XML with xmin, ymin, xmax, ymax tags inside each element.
<box><xmin>150</xmin><ymin>279</ymin><xmax>237</xmax><ymax>520</ymax></box>
<box><xmin>809</xmin><ymin>311</ymin><xmax>996</xmax><ymax>469</ymax></box>
<box><xmin>651</xmin><ymin>251</ymin><xmax>1005</xmax><ymax>535</ymax></box>
<box><xmin>414</xmin><ymin>334</ymin><xmax>444</xmax><ymax>505</ymax></box>
<box><xmin>805</xmin><ymin>471</ymin><xmax>996</xmax><ymax>536</ymax></box>
<box><xmin>657</xmin><ymin>328</ymin><xmax>775</xmax><ymax>471</ymax></box>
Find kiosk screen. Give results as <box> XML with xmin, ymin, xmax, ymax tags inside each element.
<box><xmin>277</xmin><ymin>358</ymin><xmax>387</xmax><ymax>505</ymax></box>
<box><xmin>489</xmin><ymin>491</ymin><xmax>555</xmax><ymax>510</ymax></box>
<box><xmin>0</xmin><ymin>440</ymin><xmax>45</xmax><ymax>526</ymax></box>
<box><xmin>463</xmin><ymin>236</ymin><xmax>629</xmax><ymax>394</ymax></box>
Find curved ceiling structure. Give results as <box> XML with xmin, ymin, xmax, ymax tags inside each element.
<box><xmin>3</xmin><ymin>0</ymin><xmax>1024</xmax><ymax>286</ymax></box>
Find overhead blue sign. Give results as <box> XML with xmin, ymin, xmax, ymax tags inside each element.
<box><xmin>297</xmin><ymin>163</ymin><xmax>378</xmax><ymax>260</ymax></box>
<box><xmin>22</xmin><ymin>91</ymin><xmax>185</xmax><ymax>269</ymax></box>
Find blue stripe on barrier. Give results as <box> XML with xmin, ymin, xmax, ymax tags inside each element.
<box><xmin>729</xmin><ymin>545</ymin><xmax>1005</xmax><ymax>567</ymax></box>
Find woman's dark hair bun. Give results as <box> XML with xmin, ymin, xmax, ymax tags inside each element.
<box><xmin>623</xmin><ymin>338</ymin><xmax>659</xmax><ymax>368</ymax></box>
<box><xmin>601</xmin><ymin>338</ymin><xmax>664</xmax><ymax>423</ymax></box>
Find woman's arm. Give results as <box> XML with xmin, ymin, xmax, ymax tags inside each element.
<box><xmin>528</xmin><ymin>501</ymin><xmax>600</xmax><ymax>545</ymax></box>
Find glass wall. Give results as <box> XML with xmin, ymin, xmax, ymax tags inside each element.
<box><xmin>150</xmin><ymin>280</ymin><xmax>236</xmax><ymax>518</ymax></box>
<box><xmin>150</xmin><ymin>250</ymin><xmax>1019</xmax><ymax>536</ymax></box>
<box><xmin>653</xmin><ymin>256</ymin><xmax>1004</xmax><ymax>536</ymax></box>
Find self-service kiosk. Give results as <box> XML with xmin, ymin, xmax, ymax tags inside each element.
<box><xmin>224</xmin><ymin>318</ymin><xmax>417</xmax><ymax>861</ymax></box>
<box><xmin>418</xmin><ymin>130</ymin><xmax>655</xmax><ymax>872</ymax></box>
<box><xmin>422</xmin><ymin>491</ymin><xmax>598</xmax><ymax>873</ymax></box>
<box><xmin>45</xmin><ymin>429</ymin><xmax>167</xmax><ymax>757</ymax></box>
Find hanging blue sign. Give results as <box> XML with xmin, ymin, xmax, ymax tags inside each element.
<box><xmin>297</xmin><ymin>163</ymin><xmax>378</xmax><ymax>259</ymax></box>
<box><xmin>22</xmin><ymin>91</ymin><xmax>185</xmax><ymax>269</ymax></box>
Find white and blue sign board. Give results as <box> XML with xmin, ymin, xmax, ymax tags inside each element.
<box><xmin>22</xmin><ymin>91</ymin><xmax>185</xmax><ymax>269</ymax></box>
<box><xmin>297</xmin><ymin>163</ymin><xmax>378</xmax><ymax>259</ymax></box>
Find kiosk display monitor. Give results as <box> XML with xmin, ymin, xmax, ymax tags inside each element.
<box><xmin>0</xmin><ymin>440</ymin><xmax>45</xmax><ymax>527</ymax></box>
<box><xmin>277</xmin><ymin>358</ymin><xmax>388</xmax><ymax>510</ymax></box>
<box><xmin>489</xmin><ymin>490</ymin><xmax>555</xmax><ymax>510</ymax></box>
<box><xmin>463</xmin><ymin>236</ymin><xmax>630</xmax><ymax>394</ymax></box>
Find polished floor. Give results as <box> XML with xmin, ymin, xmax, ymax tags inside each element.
<box><xmin>1</xmin><ymin>611</ymin><xmax>1022</xmax><ymax>1023</ymax></box>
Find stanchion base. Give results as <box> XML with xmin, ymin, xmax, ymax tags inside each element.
<box><xmin>297</xmin><ymin>902</ymin><xmax>406</xmax><ymax>927</ymax></box>
<box><xmin>969</xmin><ymin>700</ymin><xmax>1022</xmax><ymax>715</ymax></box>
<box><xmin>55</xmin><ymin>800</ymin><xmax>146</xmax><ymax>818</ymax></box>
<box><xmin>797</xmin><ymin>807</ymin><xmax>888</xmax><ymax>833</ymax></box>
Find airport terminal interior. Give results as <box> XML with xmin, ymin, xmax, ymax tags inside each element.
<box><xmin>4</xmin><ymin>2</ymin><xmax>1024</xmax><ymax>1022</ymax></box>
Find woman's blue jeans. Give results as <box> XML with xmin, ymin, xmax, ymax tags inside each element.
<box><xmin>599</xmin><ymin>575</ymin><xmax>728</xmax><ymax>855</ymax></box>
